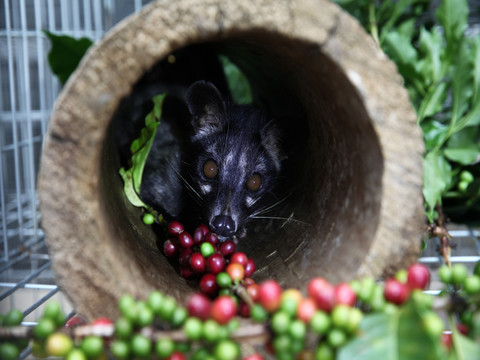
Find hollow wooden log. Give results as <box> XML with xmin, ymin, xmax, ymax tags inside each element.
<box><xmin>38</xmin><ymin>0</ymin><xmax>424</xmax><ymax>319</ymax></box>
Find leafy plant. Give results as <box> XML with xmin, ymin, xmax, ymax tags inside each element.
<box><xmin>119</xmin><ymin>94</ymin><xmax>166</xmax><ymax>210</ymax></box>
<box><xmin>44</xmin><ymin>31</ymin><xmax>93</xmax><ymax>85</ymax></box>
<box><xmin>334</xmin><ymin>0</ymin><xmax>480</xmax><ymax>223</ymax></box>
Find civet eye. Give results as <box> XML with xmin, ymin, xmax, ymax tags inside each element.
<box><xmin>246</xmin><ymin>173</ymin><xmax>262</xmax><ymax>192</ymax></box>
<box><xmin>203</xmin><ymin>159</ymin><xmax>218</xmax><ymax>179</ymax></box>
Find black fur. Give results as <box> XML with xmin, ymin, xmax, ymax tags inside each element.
<box><xmin>140</xmin><ymin>80</ymin><xmax>287</xmax><ymax>239</ymax></box>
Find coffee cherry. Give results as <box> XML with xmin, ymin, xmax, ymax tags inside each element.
<box><xmin>407</xmin><ymin>263</ymin><xmax>430</xmax><ymax>290</ymax></box>
<box><xmin>163</xmin><ymin>240</ymin><xmax>178</xmax><ymax>257</ymax></box>
<box><xmin>143</xmin><ymin>213</ymin><xmax>155</xmax><ymax>225</ymax></box>
<box><xmin>110</xmin><ymin>340</ymin><xmax>130</xmax><ymax>359</ymax></box>
<box><xmin>193</xmin><ymin>226</ymin><xmax>206</xmax><ymax>244</ymax></box>
<box><xmin>334</xmin><ymin>283</ymin><xmax>356</xmax><ymax>306</ymax></box>
<box><xmin>226</xmin><ymin>263</ymin><xmax>245</xmax><ymax>282</ymax></box>
<box><xmin>184</xmin><ymin>317</ymin><xmax>204</xmax><ymax>340</ymax></box>
<box><xmin>258</xmin><ymin>280</ymin><xmax>282</xmax><ymax>312</ymax></box>
<box><xmin>441</xmin><ymin>332</ymin><xmax>452</xmax><ymax>350</ymax></box>
<box><xmin>205</xmin><ymin>232</ymin><xmax>219</xmax><ymax>245</ymax></box>
<box><xmin>289</xmin><ymin>319</ymin><xmax>307</xmax><ymax>340</ymax></box>
<box><xmin>201</xmin><ymin>242</ymin><xmax>215</xmax><ymax>258</ymax></box>
<box><xmin>438</xmin><ymin>265</ymin><xmax>452</xmax><ymax>284</ymax></box>
<box><xmin>190</xmin><ymin>252</ymin><xmax>206</xmax><ymax>273</ymax></box>
<box><xmin>187</xmin><ymin>293</ymin><xmax>211</xmax><ymax>321</ymax></box>
<box><xmin>356</xmin><ymin>277</ymin><xmax>375</xmax><ymax>303</ymax></box>
<box><xmin>244</xmin><ymin>259</ymin><xmax>256</xmax><ymax>278</ymax></box>
<box><xmin>251</xmin><ymin>304</ymin><xmax>269</xmax><ymax>322</ymax></box>
<box><xmin>395</xmin><ymin>269</ymin><xmax>408</xmax><ymax>283</ymax></box>
<box><xmin>147</xmin><ymin>291</ymin><xmax>164</xmax><ymax>314</ymax></box>
<box><xmin>331</xmin><ymin>305</ymin><xmax>351</xmax><ymax>330</ymax></box>
<box><xmin>171</xmin><ymin>307</ymin><xmax>188</xmax><ymax>328</ymax></box>
<box><xmin>239</xmin><ymin>301</ymin><xmax>251</xmax><ymax>317</ymax></box>
<box><xmin>384</xmin><ymin>279</ymin><xmax>410</xmax><ymax>305</ymax></box>
<box><xmin>271</xmin><ymin>311</ymin><xmax>291</xmax><ymax>334</ymax></box>
<box><xmin>315</xmin><ymin>343</ymin><xmax>334</xmax><ymax>360</ymax></box>
<box><xmin>246</xmin><ymin>283</ymin><xmax>260</xmax><ymax>302</ymax></box>
<box><xmin>179</xmin><ymin>265</ymin><xmax>195</xmax><ymax>279</ymax></box>
<box><xmin>464</xmin><ymin>275</ymin><xmax>480</xmax><ymax>294</ymax></box>
<box><xmin>4</xmin><ymin>309</ymin><xmax>23</xmax><ymax>326</ymax></box>
<box><xmin>168</xmin><ymin>221</ymin><xmax>184</xmax><ymax>235</ymax></box>
<box><xmin>46</xmin><ymin>333</ymin><xmax>74</xmax><ymax>357</ymax></box>
<box><xmin>131</xmin><ymin>334</ymin><xmax>152</xmax><ymax>358</ymax></box>
<box><xmin>115</xmin><ymin>317</ymin><xmax>133</xmax><ymax>339</ymax></box>
<box><xmin>422</xmin><ymin>312</ymin><xmax>444</xmax><ymax>338</ymax></box>
<box><xmin>42</xmin><ymin>301</ymin><xmax>63</xmax><ymax>325</ymax></box>
<box><xmin>136</xmin><ymin>303</ymin><xmax>154</xmax><ymax>327</ymax></box>
<box><xmin>200</xmin><ymin>273</ymin><xmax>219</xmax><ymax>297</ymax></box>
<box><xmin>346</xmin><ymin>307</ymin><xmax>363</xmax><ymax>333</ymax></box>
<box><xmin>217</xmin><ymin>272</ymin><xmax>233</xmax><ymax>288</ymax></box>
<box><xmin>179</xmin><ymin>248</ymin><xmax>193</xmax><ymax>266</ymax></box>
<box><xmin>231</xmin><ymin>252</ymin><xmax>248</xmax><ymax>266</ymax></box>
<box><xmin>474</xmin><ymin>261</ymin><xmax>480</xmax><ymax>277</ymax></box>
<box><xmin>309</xmin><ymin>279</ymin><xmax>335</xmax><ymax>313</ymax></box>
<box><xmin>158</xmin><ymin>296</ymin><xmax>177</xmax><ymax>321</ymax></box>
<box><xmin>327</xmin><ymin>328</ymin><xmax>347</xmax><ymax>348</ymax></box>
<box><xmin>214</xmin><ymin>340</ymin><xmax>240</xmax><ymax>360</ymax></box>
<box><xmin>451</xmin><ymin>264</ymin><xmax>468</xmax><ymax>285</ymax></box>
<box><xmin>297</xmin><ymin>297</ymin><xmax>317</xmax><ymax>323</ymax></box>
<box><xmin>207</xmin><ymin>253</ymin><xmax>226</xmax><ymax>274</ymax></box>
<box><xmin>203</xmin><ymin>319</ymin><xmax>223</xmax><ymax>342</ymax></box>
<box><xmin>211</xmin><ymin>295</ymin><xmax>238</xmax><ymax>324</ymax></box>
<box><xmin>155</xmin><ymin>338</ymin><xmax>175</xmax><ymax>358</ymax></box>
<box><xmin>81</xmin><ymin>336</ymin><xmax>103</xmax><ymax>358</ymax></box>
<box><xmin>34</xmin><ymin>318</ymin><xmax>56</xmax><ymax>340</ymax></box>
<box><xmin>243</xmin><ymin>354</ymin><xmax>264</xmax><ymax>360</ymax></box>
<box><xmin>219</xmin><ymin>240</ymin><xmax>236</xmax><ymax>256</ymax></box>
<box><xmin>65</xmin><ymin>348</ymin><xmax>87</xmax><ymax>360</ymax></box>
<box><xmin>0</xmin><ymin>343</ymin><xmax>19</xmax><ymax>360</ymax></box>
<box><xmin>178</xmin><ymin>232</ymin><xmax>194</xmax><ymax>248</ymax></box>
<box><xmin>280</xmin><ymin>289</ymin><xmax>301</xmax><ymax>318</ymax></box>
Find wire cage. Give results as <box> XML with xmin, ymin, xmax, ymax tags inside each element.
<box><xmin>0</xmin><ymin>0</ymin><xmax>480</xmax><ymax>358</ymax></box>
<box><xmin>0</xmin><ymin>1</ymin><xmax>151</xmax><ymax>357</ymax></box>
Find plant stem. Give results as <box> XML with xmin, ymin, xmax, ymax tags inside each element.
<box><xmin>368</xmin><ymin>0</ymin><xmax>380</xmax><ymax>46</ymax></box>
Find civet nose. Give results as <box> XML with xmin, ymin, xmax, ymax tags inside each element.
<box><xmin>211</xmin><ymin>215</ymin><xmax>236</xmax><ymax>237</ymax></box>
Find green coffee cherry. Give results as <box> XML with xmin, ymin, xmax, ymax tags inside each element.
<box><xmin>271</xmin><ymin>311</ymin><xmax>291</xmax><ymax>334</ymax></box>
<box><xmin>451</xmin><ymin>264</ymin><xmax>468</xmax><ymax>285</ymax></box>
<box><xmin>45</xmin><ymin>332</ymin><xmax>73</xmax><ymax>357</ymax></box>
<box><xmin>464</xmin><ymin>275</ymin><xmax>480</xmax><ymax>294</ymax></box>
<box><xmin>155</xmin><ymin>337</ymin><xmax>175</xmax><ymax>358</ymax></box>
<box><xmin>310</xmin><ymin>310</ymin><xmax>331</xmax><ymax>335</ymax></box>
<box><xmin>110</xmin><ymin>340</ymin><xmax>130</xmax><ymax>359</ymax></box>
<box><xmin>142</xmin><ymin>213</ymin><xmax>155</xmax><ymax>225</ymax></box>
<box><xmin>131</xmin><ymin>334</ymin><xmax>152</xmax><ymax>358</ymax></box>
<box><xmin>438</xmin><ymin>265</ymin><xmax>452</xmax><ymax>284</ymax></box>
<box><xmin>34</xmin><ymin>318</ymin><xmax>56</xmax><ymax>340</ymax></box>
<box><xmin>115</xmin><ymin>317</ymin><xmax>133</xmax><ymax>339</ymax></box>
<box><xmin>0</xmin><ymin>343</ymin><xmax>19</xmax><ymax>360</ymax></box>
<box><xmin>81</xmin><ymin>336</ymin><xmax>103</xmax><ymax>358</ymax></box>
<box><xmin>184</xmin><ymin>317</ymin><xmax>203</xmax><ymax>340</ymax></box>
<box><xmin>4</xmin><ymin>309</ymin><xmax>23</xmax><ymax>326</ymax></box>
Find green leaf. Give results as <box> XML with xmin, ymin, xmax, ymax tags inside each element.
<box><xmin>473</xmin><ymin>36</ymin><xmax>480</xmax><ymax>104</ymax></box>
<box><xmin>337</xmin><ymin>303</ymin><xmax>447</xmax><ymax>360</ymax></box>
<box><xmin>417</xmin><ymin>27</ymin><xmax>444</xmax><ymax>85</ymax></box>
<box><xmin>450</xmin><ymin>327</ymin><xmax>480</xmax><ymax>360</ymax></box>
<box><xmin>381</xmin><ymin>30</ymin><xmax>419</xmax><ymax>81</ymax></box>
<box><xmin>435</xmin><ymin>0</ymin><xmax>468</xmax><ymax>45</ymax></box>
<box><xmin>423</xmin><ymin>151</ymin><xmax>452</xmax><ymax>216</ymax></box>
<box><xmin>421</xmin><ymin>120</ymin><xmax>449</xmax><ymax>151</ymax></box>
<box><xmin>219</xmin><ymin>55</ymin><xmax>252</xmax><ymax>105</ymax></box>
<box><xmin>119</xmin><ymin>93</ymin><xmax>166</xmax><ymax>208</ymax></box>
<box><xmin>44</xmin><ymin>31</ymin><xmax>93</xmax><ymax>85</ymax></box>
<box><xmin>444</xmin><ymin>147</ymin><xmax>479</xmax><ymax>165</ymax></box>
<box><xmin>417</xmin><ymin>82</ymin><xmax>448</xmax><ymax>122</ymax></box>
<box><xmin>451</xmin><ymin>40</ymin><xmax>474</xmax><ymax>125</ymax></box>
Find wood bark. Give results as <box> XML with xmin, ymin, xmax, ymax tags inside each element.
<box><xmin>38</xmin><ymin>0</ymin><xmax>424</xmax><ymax>319</ymax></box>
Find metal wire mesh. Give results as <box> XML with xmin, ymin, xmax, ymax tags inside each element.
<box><xmin>0</xmin><ymin>0</ymin><xmax>151</xmax><ymax>351</ymax></box>
<box><xmin>0</xmin><ymin>1</ymin><xmax>480</xmax><ymax>358</ymax></box>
